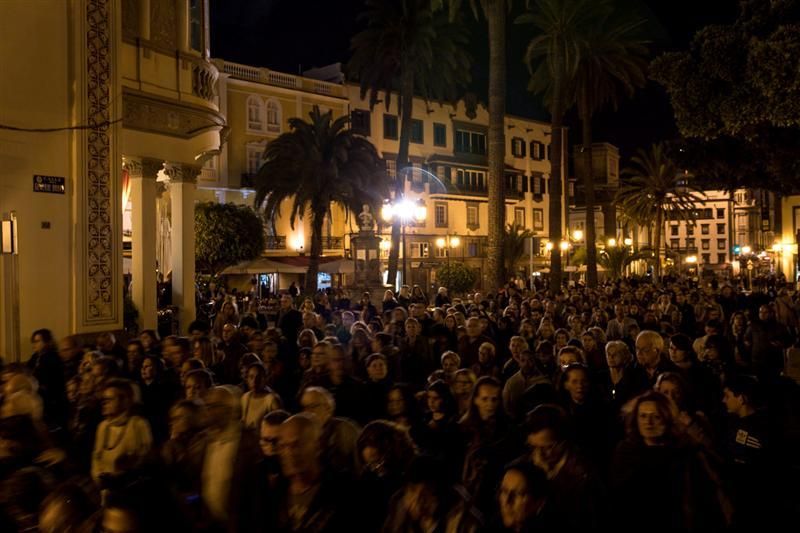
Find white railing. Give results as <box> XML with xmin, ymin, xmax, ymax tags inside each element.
<box><xmin>267</xmin><ymin>71</ymin><xmax>298</xmax><ymax>89</ymax></box>
<box><xmin>216</xmin><ymin>59</ymin><xmax>344</xmax><ymax>97</ymax></box>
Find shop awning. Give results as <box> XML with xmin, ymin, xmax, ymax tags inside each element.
<box><xmin>221</xmin><ymin>255</ymin><xmax>354</xmax><ymax>275</ymax></box>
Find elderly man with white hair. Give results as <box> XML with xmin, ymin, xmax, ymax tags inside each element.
<box><xmin>635</xmin><ymin>330</ymin><xmax>677</xmax><ymax>386</ymax></box>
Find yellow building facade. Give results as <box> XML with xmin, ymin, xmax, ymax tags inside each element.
<box><xmin>1</xmin><ymin>0</ymin><xmax>225</xmax><ymax>359</ymax></box>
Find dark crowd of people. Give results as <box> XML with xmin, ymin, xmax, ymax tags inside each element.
<box><xmin>2</xmin><ymin>275</ymin><xmax>800</xmax><ymax>532</ymax></box>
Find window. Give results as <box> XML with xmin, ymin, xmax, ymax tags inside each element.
<box><xmin>686</xmin><ymin>225</ymin><xmax>694</xmax><ymax>236</ymax></box>
<box><xmin>511</xmin><ymin>137</ymin><xmax>526</xmax><ymax>158</ymax></box>
<box><xmin>432</xmin><ymin>123</ymin><xmax>447</xmax><ymax>147</ymax></box>
<box><xmin>702</xmin><ymin>239</ymin><xmax>710</xmax><ymax>250</ymax></box>
<box><xmin>686</xmin><ymin>238</ymin><xmax>696</xmax><ymax>249</ymax></box>
<box><xmin>514</xmin><ymin>207</ymin><xmax>525</xmax><ymax>227</ymax></box>
<box><xmin>351</xmin><ymin>109</ymin><xmax>371</xmax><ymax>136</ymax></box>
<box><xmin>670</xmin><ymin>239</ymin><xmax>680</xmax><ymax>249</ymax></box>
<box><xmin>530</xmin><ymin>141</ymin><xmax>545</xmax><ymax>160</ymax></box>
<box><xmin>455</xmin><ymin>129</ymin><xmax>486</xmax><ymax>155</ymax></box>
<box><xmin>435</xmin><ymin>202</ymin><xmax>448</xmax><ymax>228</ymax></box>
<box><xmin>701</xmin><ymin>224</ymin><xmax>710</xmax><ymax>235</ymax></box>
<box><xmin>435</xmin><ymin>246</ymin><xmax>449</xmax><ymax>258</ymax></box>
<box><xmin>467</xmin><ymin>205</ymin><xmax>479</xmax><ymax>229</ymax></box>
<box><xmin>266</xmin><ymin>100</ymin><xmax>281</xmax><ymax>133</ymax></box>
<box><xmin>533</xmin><ymin>209</ymin><xmax>544</xmax><ymax>231</ymax></box>
<box><xmin>717</xmin><ymin>223</ymin><xmax>725</xmax><ymax>235</ymax></box>
<box><xmin>189</xmin><ymin>0</ymin><xmax>203</xmax><ymax>52</ymax></box>
<box><xmin>717</xmin><ymin>208</ymin><xmax>725</xmax><ymax>219</ymax></box>
<box><xmin>718</xmin><ymin>254</ymin><xmax>726</xmax><ymax>264</ymax></box>
<box><xmin>532</xmin><ymin>175</ymin><xmax>543</xmax><ymax>195</ymax></box>
<box><xmin>385</xmin><ymin>159</ymin><xmax>396</xmax><ymax>178</ymax></box>
<box><xmin>467</xmin><ymin>240</ymin><xmax>479</xmax><ymax>257</ymax></box>
<box><xmin>246</xmin><ymin>143</ymin><xmax>265</xmax><ymax>175</ymax></box>
<box><xmin>547</xmin><ymin>145</ymin><xmax>553</xmax><ymax>161</ymax></box>
<box><xmin>671</xmin><ymin>225</ymin><xmax>679</xmax><ymax>236</ymax></box>
<box><xmin>717</xmin><ymin>239</ymin><xmax>726</xmax><ymax>250</ymax></box>
<box><xmin>247</xmin><ymin>96</ymin><xmax>264</xmax><ymax>132</ymax></box>
<box><xmin>702</xmin><ymin>253</ymin><xmax>711</xmax><ymax>264</ymax></box>
<box><xmin>410</xmin><ymin>119</ymin><xmax>424</xmax><ymax>144</ymax></box>
<box><xmin>383</xmin><ymin>114</ymin><xmax>398</xmax><ymax>139</ymax></box>
<box><xmin>411</xmin><ymin>242</ymin><xmax>429</xmax><ymax>258</ymax></box>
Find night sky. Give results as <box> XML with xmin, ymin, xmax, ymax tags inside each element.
<box><xmin>210</xmin><ymin>0</ymin><xmax>739</xmax><ymax>161</ymax></box>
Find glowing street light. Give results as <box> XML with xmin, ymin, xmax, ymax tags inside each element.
<box><xmin>559</xmin><ymin>241</ymin><xmax>570</xmax><ymax>251</ymax></box>
<box><xmin>607</xmin><ymin>238</ymin><xmax>617</xmax><ymax>248</ymax></box>
<box><xmin>572</xmin><ymin>229</ymin><xmax>584</xmax><ymax>242</ymax></box>
<box><xmin>623</xmin><ymin>237</ymin><xmax>633</xmax><ymax>246</ymax></box>
<box><xmin>545</xmin><ymin>241</ymin><xmax>554</xmax><ymax>252</ymax></box>
<box><xmin>382</xmin><ymin>198</ymin><xmax>427</xmax><ymax>284</ymax></box>
<box><xmin>435</xmin><ymin>234</ymin><xmax>461</xmax><ymax>265</ymax></box>
<box><xmin>685</xmin><ymin>255</ymin><xmax>697</xmax><ymax>264</ymax></box>
<box><xmin>742</xmin><ymin>245</ymin><xmax>752</xmax><ymax>254</ymax></box>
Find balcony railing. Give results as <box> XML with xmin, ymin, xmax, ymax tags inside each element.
<box><xmin>214</xmin><ymin>59</ymin><xmax>345</xmax><ymax>98</ymax></box>
<box><xmin>322</xmin><ymin>236</ymin><xmax>344</xmax><ymax>249</ymax></box>
<box><xmin>264</xmin><ymin>236</ymin><xmax>286</xmax><ymax>250</ymax></box>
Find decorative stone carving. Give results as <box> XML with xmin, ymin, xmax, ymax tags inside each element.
<box><xmin>122</xmin><ymin>0</ymin><xmax>139</xmax><ymax>41</ymax></box>
<box><xmin>123</xmin><ymin>156</ymin><xmax>163</xmax><ymax>180</ymax></box>
<box><xmin>150</xmin><ymin>0</ymin><xmax>177</xmax><ymax>49</ymax></box>
<box><xmin>163</xmin><ymin>162</ymin><xmax>201</xmax><ymax>184</ymax></box>
<box><xmin>192</xmin><ymin>60</ymin><xmax>218</xmax><ymax>101</ymax></box>
<box><xmin>122</xmin><ymin>89</ymin><xmax>225</xmax><ymax>139</ymax></box>
<box><xmin>85</xmin><ymin>0</ymin><xmax>116</xmax><ymax>323</ymax></box>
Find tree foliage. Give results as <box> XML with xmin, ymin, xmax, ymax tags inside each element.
<box><xmin>616</xmin><ymin>144</ymin><xmax>704</xmax><ymax>280</ymax></box>
<box><xmin>504</xmin><ymin>223</ymin><xmax>534</xmax><ymax>276</ymax></box>
<box><xmin>348</xmin><ymin>0</ymin><xmax>471</xmax><ymax>286</ymax></box>
<box><xmin>195</xmin><ymin>202</ymin><xmax>266</xmax><ymax>277</ymax></box>
<box><xmin>253</xmin><ymin>106</ymin><xmax>389</xmax><ymax>294</ymax></box>
<box><xmin>436</xmin><ymin>262</ymin><xmax>479</xmax><ymax>294</ymax></box>
<box><xmin>651</xmin><ymin>0</ymin><xmax>800</xmax><ymax>192</ymax></box>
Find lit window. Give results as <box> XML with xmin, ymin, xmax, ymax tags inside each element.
<box><xmin>247</xmin><ymin>96</ymin><xmax>264</xmax><ymax>132</ymax></box>
<box><xmin>266</xmin><ymin>100</ymin><xmax>281</xmax><ymax>133</ymax></box>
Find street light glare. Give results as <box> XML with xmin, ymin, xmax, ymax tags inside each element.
<box><xmin>623</xmin><ymin>238</ymin><xmax>632</xmax><ymax>246</ymax></box>
<box><xmin>450</xmin><ymin>236</ymin><xmax>460</xmax><ymax>248</ymax></box>
<box><xmin>436</xmin><ymin>237</ymin><xmax>446</xmax><ymax>248</ymax></box>
<box><xmin>686</xmin><ymin>255</ymin><xmax>697</xmax><ymax>264</ymax></box>
<box><xmin>742</xmin><ymin>246</ymin><xmax>751</xmax><ymax>254</ymax></box>
<box><xmin>559</xmin><ymin>241</ymin><xmax>569</xmax><ymax>251</ymax></box>
<box><xmin>381</xmin><ymin>204</ymin><xmax>394</xmax><ymax>222</ymax></box>
<box><xmin>572</xmin><ymin>229</ymin><xmax>583</xmax><ymax>241</ymax></box>
<box><xmin>545</xmin><ymin>241</ymin><xmax>554</xmax><ymax>251</ymax></box>
<box><xmin>607</xmin><ymin>238</ymin><xmax>617</xmax><ymax>247</ymax></box>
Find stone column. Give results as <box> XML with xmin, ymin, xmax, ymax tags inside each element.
<box><xmin>123</xmin><ymin>156</ymin><xmax>160</xmax><ymax>331</ymax></box>
<box><xmin>165</xmin><ymin>162</ymin><xmax>200</xmax><ymax>331</ymax></box>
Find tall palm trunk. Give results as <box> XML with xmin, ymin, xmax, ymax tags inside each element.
<box><xmin>305</xmin><ymin>210</ymin><xmax>326</xmax><ymax>295</ymax></box>
<box><xmin>486</xmin><ymin>0</ymin><xmax>507</xmax><ymax>290</ymax></box>
<box><xmin>386</xmin><ymin>69</ymin><xmax>415</xmax><ymax>287</ymax></box>
<box><xmin>653</xmin><ymin>207</ymin><xmax>663</xmax><ymax>282</ymax></box>
<box><xmin>548</xmin><ymin>52</ymin><xmax>565</xmax><ymax>293</ymax></box>
<box><xmin>580</xmin><ymin>91</ymin><xmax>598</xmax><ymax>287</ymax></box>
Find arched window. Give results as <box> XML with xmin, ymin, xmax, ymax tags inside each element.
<box><xmin>247</xmin><ymin>96</ymin><xmax>264</xmax><ymax>132</ymax></box>
<box><xmin>266</xmin><ymin>100</ymin><xmax>281</xmax><ymax>133</ymax></box>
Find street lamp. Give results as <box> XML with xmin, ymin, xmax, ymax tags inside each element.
<box><xmin>572</xmin><ymin>229</ymin><xmax>584</xmax><ymax>242</ymax></box>
<box><xmin>607</xmin><ymin>238</ymin><xmax>617</xmax><ymax>248</ymax></box>
<box><xmin>623</xmin><ymin>237</ymin><xmax>633</xmax><ymax>246</ymax></box>
<box><xmin>435</xmin><ymin>235</ymin><xmax>461</xmax><ymax>265</ymax></box>
<box><xmin>382</xmin><ymin>198</ymin><xmax>427</xmax><ymax>285</ymax></box>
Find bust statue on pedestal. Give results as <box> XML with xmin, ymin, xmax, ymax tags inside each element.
<box><xmin>358</xmin><ymin>204</ymin><xmax>375</xmax><ymax>234</ymax></box>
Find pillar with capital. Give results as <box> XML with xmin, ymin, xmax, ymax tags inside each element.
<box><xmin>164</xmin><ymin>162</ymin><xmax>200</xmax><ymax>331</ymax></box>
<box><xmin>123</xmin><ymin>156</ymin><xmax>161</xmax><ymax>331</ymax></box>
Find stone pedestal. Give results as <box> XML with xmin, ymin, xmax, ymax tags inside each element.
<box><xmin>350</xmin><ymin>230</ymin><xmax>390</xmax><ymax>306</ymax></box>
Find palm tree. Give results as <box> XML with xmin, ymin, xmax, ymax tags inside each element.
<box><xmin>616</xmin><ymin>143</ymin><xmax>704</xmax><ymax>282</ymax></box>
<box><xmin>574</xmin><ymin>3</ymin><xmax>648</xmax><ymax>288</ymax></box>
<box><xmin>348</xmin><ymin>0</ymin><xmax>471</xmax><ymax>286</ymax></box>
<box><xmin>434</xmin><ymin>0</ymin><xmax>510</xmax><ymax>290</ymax></box>
<box><xmin>253</xmin><ymin>106</ymin><xmax>389</xmax><ymax>294</ymax></box>
<box><xmin>504</xmin><ymin>223</ymin><xmax>534</xmax><ymax>277</ymax></box>
<box><xmin>516</xmin><ymin>0</ymin><xmax>600</xmax><ymax>293</ymax></box>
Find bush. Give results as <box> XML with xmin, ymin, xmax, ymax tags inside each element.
<box><xmin>195</xmin><ymin>202</ymin><xmax>265</xmax><ymax>276</ymax></box>
<box><xmin>435</xmin><ymin>263</ymin><xmax>479</xmax><ymax>295</ymax></box>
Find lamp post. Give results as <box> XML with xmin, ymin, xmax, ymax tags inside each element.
<box><xmin>560</xmin><ymin>240</ymin><xmax>570</xmax><ymax>284</ymax></box>
<box><xmin>382</xmin><ymin>199</ymin><xmax>427</xmax><ymax>286</ymax></box>
<box><xmin>435</xmin><ymin>235</ymin><xmax>461</xmax><ymax>266</ymax></box>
